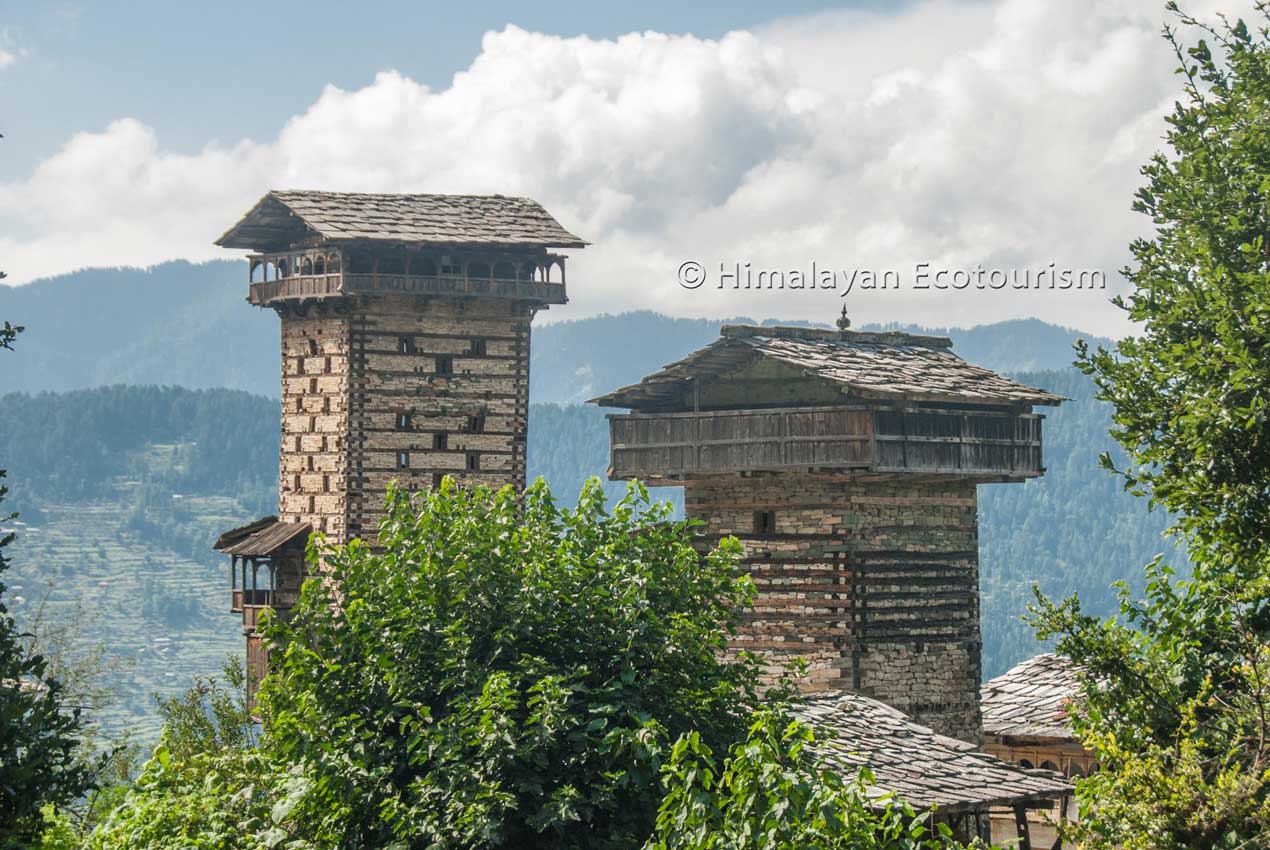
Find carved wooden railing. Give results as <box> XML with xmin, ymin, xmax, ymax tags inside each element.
<box><xmin>248</xmin><ymin>273</ymin><xmax>566</xmax><ymax>306</ymax></box>
<box><xmin>607</xmin><ymin>405</ymin><xmax>1043</xmax><ymax>481</ymax></box>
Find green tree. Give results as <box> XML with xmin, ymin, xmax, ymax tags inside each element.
<box><xmin>84</xmin><ymin>661</ymin><xmax>274</xmax><ymax>850</ymax></box>
<box><xmin>646</xmin><ymin>711</ymin><xmax>961</xmax><ymax>850</ymax></box>
<box><xmin>0</xmin><ymin>323</ymin><xmax>98</xmax><ymax>848</ymax></box>
<box><xmin>258</xmin><ymin>478</ymin><xmax>768</xmax><ymax>849</ymax></box>
<box><xmin>1032</xmin><ymin>5</ymin><xmax>1270</xmax><ymax>847</ymax></box>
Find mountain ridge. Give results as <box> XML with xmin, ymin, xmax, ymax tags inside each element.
<box><xmin>0</xmin><ymin>260</ymin><xmax>1113</xmax><ymax>401</ymax></box>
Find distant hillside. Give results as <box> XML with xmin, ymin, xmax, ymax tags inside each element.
<box><xmin>0</xmin><ymin>262</ymin><xmax>278</xmax><ymax>395</ymax></box>
<box><xmin>1</xmin><ymin>374</ymin><xmax>1180</xmax><ymax>739</ymax></box>
<box><xmin>0</xmin><ymin>262</ymin><xmax>1113</xmax><ymax>402</ymax></box>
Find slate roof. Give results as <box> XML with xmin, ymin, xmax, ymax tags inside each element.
<box><xmin>216</xmin><ymin>190</ymin><xmax>588</xmax><ymax>250</ymax></box>
<box><xmin>214</xmin><ymin>516</ymin><xmax>311</xmax><ymax>558</ymax></box>
<box><xmin>793</xmin><ymin>692</ymin><xmax>1071</xmax><ymax>814</ymax></box>
<box><xmin>589</xmin><ymin>325</ymin><xmax>1063</xmax><ymax>409</ymax></box>
<box><xmin>981</xmin><ymin>653</ymin><xmax>1079</xmax><ymax>740</ymax></box>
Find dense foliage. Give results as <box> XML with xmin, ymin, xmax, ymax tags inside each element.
<box><xmin>83</xmin><ymin>660</ymin><xmax>271</xmax><ymax>850</ymax></box>
<box><xmin>257</xmin><ymin>478</ymin><xmax>768</xmax><ymax>849</ymax></box>
<box><xmin>1032</xmin><ymin>6</ymin><xmax>1270</xmax><ymax>848</ymax></box>
<box><xmin>647</xmin><ymin>712</ymin><xmax>959</xmax><ymax>850</ymax></box>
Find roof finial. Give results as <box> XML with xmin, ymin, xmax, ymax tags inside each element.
<box><xmin>836</xmin><ymin>304</ymin><xmax>852</xmax><ymax>332</ymax></box>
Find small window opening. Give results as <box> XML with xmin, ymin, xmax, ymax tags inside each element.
<box><xmin>293</xmin><ymin>474</ymin><xmax>301</xmax><ymax>492</ymax></box>
<box><xmin>308</xmin><ymin>338</ymin><xmax>318</xmax><ymax>356</ymax></box>
<box><xmin>753</xmin><ymin>511</ymin><xmax>777</xmax><ymax>535</ymax></box>
<box><xmin>323</xmin><ymin>474</ymin><xmax>330</xmax><ymax>493</ymax></box>
<box><xmin>309</xmin><ymin>377</ymin><xmax>318</xmax><ymax>394</ymax></box>
<box><xmin>470</xmin><ymin>338</ymin><xmax>487</xmax><ymax>356</ymax></box>
<box><xmin>398</xmin><ymin>336</ymin><xmax>415</xmax><ymax>355</ymax></box>
<box><xmin>396</xmin><ymin>411</ymin><xmax>412</xmax><ymax>430</ymax></box>
<box><xmin>466</xmin><ymin>452</ymin><xmax>479</xmax><ymax>471</ymax></box>
<box><xmin>466</xmin><ymin>414</ymin><xmax>485</xmax><ymax>434</ymax></box>
<box><xmin>433</xmin><ymin>432</ymin><xmax>448</xmax><ymax>451</ymax></box>
<box><xmin>432</xmin><ymin>473</ymin><xmax>444</xmax><ymax>489</ymax></box>
<box><xmin>437</xmin><ymin>356</ymin><xmax>454</xmax><ymax>376</ymax></box>
<box><xmin>397</xmin><ymin>451</ymin><xmax>410</xmax><ymax>470</ymax></box>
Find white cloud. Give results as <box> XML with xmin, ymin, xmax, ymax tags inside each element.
<box><xmin>0</xmin><ymin>1</ymin><xmax>1253</xmax><ymax>335</ymax></box>
<box><xmin>0</xmin><ymin>49</ymin><xmax>15</xmax><ymax>69</ymax></box>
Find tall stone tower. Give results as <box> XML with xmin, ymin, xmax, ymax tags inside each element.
<box><xmin>212</xmin><ymin>190</ymin><xmax>585</xmax><ymax>685</ymax></box>
<box><xmin>590</xmin><ymin>322</ymin><xmax>1061</xmax><ymax>742</ymax></box>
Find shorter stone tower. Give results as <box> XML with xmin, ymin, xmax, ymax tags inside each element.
<box><xmin>590</xmin><ymin>323</ymin><xmax>1061</xmax><ymax>742</ymax></box>
<box><xmin>212</xmin><ymin>190</ymin><xmax>585</xmax><ymax>688</ymax></box>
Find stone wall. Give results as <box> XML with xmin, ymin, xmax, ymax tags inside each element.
<box><xmin>278</xmin><ymin>310</ymin><xmax>353</xmax><ymax>543</ymax></box>
<box><xmin>275</xmin><ymin>295</ymin><xmax>533</xmax><ymax>546</ymax></box>
<box><xmin>685</xmin><ymin>472</ymin><xmax>983</xmax><ymax>742</ymax></box>
<box><xmin>343</xmin><ymin>295</ymin><xmax>531</xmax><ymax>540</ymax></box>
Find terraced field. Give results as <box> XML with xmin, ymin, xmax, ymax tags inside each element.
<box><xmin>7</xmin><ymin>492</ymin><xmax>254</xmax><ymax>743</ymax></box>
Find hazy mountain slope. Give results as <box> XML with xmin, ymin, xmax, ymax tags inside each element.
<box><xmin>0</xmin><ymin>261</ymin><xmax>277</xmax><ymax>395</ymax></box>
<box><xmin>0</xmin><ymin>262</ymin><xmax>1113</xmax><ymax>401</ymax></box>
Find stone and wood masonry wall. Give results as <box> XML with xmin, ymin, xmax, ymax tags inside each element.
<box><xmin>277</xmin><ymin>294</ymin><xmax>532</xmax><ymax>547</ymax></box>
<box><xmin>686</xmin><ymin>473</ymin><xmax>984</xmax><ymax>743</ymax></box>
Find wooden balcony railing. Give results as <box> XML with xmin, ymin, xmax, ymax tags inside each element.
<box><xmin>230</xmin><ymin>588</ymin><xmax>273</xmax><ymax>612</ymax></box>
<box><xmin>248</xmin><ymin>272</ymin><xmax>567</xmax><ymax>307</ymax></box>
<box><xmin>607</xmin><ymin>405</ymin><xmax>1043</xmax><ymax>481</ymax></box>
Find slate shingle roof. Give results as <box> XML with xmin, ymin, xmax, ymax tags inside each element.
<box><xmin>216</xmin><ymin>190</ymin><xmax>587</xmax><ymax>250</ymax></box>
<box><xmin>794</xmin><ymin>692</ymin><xmax>1071</xmax><ymax>813</ymax></box>
<box><xmin>590</xmin><ymin>325</ymin><xmax>1063</xmax><ymax>409</ymax></box>
<box><xmin>214</xmin><ymin>516</ymin><xmax>311</xmax><ymax>557</ymax></box>
<box><xmin>981</xmin><ymin>653</ymin><xmax>1079</xmax><ymax>740</ymax></box>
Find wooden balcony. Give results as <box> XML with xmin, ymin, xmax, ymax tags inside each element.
<box><xmin>230</xmin><ymin>588</ymin><xmax>273</xmax><ymax>612</ymax></box>
<box><xmin>248</xmin><ymin>272</ymin><xmax>567</xmax><ymax>306</ymax></box>
<box><xmin>607</xmin><ymin>405</ymin><xmax>1043</xmax><ymax>482</ymax></box>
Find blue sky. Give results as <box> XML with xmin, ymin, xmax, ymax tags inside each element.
<box><xmin>0</xmin><ymin>0</ymin><xmax>1230</xmax><ymax>335</ymax></box>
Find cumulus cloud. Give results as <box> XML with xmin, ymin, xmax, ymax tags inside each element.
<box><xmin>0</xmin><ymin>49</ymin><xmax>15</xmax><ymax>69</ymax></box>
<box><xmin>0</xmin><ymin>0</ymin><xmax>1251</xmax><ymax>335</ymax></box>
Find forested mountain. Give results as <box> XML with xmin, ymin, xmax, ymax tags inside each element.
<box><xmin>1</xmin><ymin>372</ymin><xmax>1176</xmax><ymax>737</ymax></box>
<box><xmin>0</xmin><ymin>261</ymin><xmax>1112</xmax><ymax>402</ymax></box>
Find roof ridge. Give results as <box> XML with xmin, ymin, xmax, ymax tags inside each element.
<box><xmin>720</xmin><ymin>324</ymin><xmax>955</xmax><ymax>350</ymax></box>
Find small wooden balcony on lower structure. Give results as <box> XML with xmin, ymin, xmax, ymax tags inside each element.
<box><xmin>606</xmin><ymin>405</ymin><xmax>1044</xmax><ymax>482</ymax></box>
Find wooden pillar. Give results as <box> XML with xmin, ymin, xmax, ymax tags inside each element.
<box><xmin>1013</xmin><ymin>805</ymin><xmax>1032</xmax><ymax>850</ymax></box>
<box><xmin>977</xmin><ymin>812</ymin><xmax>992</xmax><ymax>844</ymax></box>
<box><xmin>1050</xmin><ymin>795</ymin><xmax>1070</xmax><ymax>850</ymax></box>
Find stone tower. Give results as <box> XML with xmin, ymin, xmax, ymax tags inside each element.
<box><xmin>590</xmin><ymin>323</ymin><xmax>1061</xmax><ymax>742</ymax></box>
<box><xmin>212</xmin><ymin>190</ymin><xmax>585</xmax><ymax>686</ymax></box>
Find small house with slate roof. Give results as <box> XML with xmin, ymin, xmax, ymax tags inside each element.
<box><xmin>795</xmin><ymin>692</ymin><xmax>1071</xmax><ymax>846</ymax></box>
<box><xmin>592</xmin><ymin>320</ymin><xmax>1063</xmax><ymax>744</ymax></box>
<box><xmin>212</xmin><ymin>190</ymin><xmax>585</xmax><ymax>692</ymax></box>
<box><xmin>982</xmin><ymin>654</ymin><xmax>1093</xmax><ymax>778</ymax></box>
